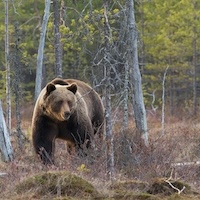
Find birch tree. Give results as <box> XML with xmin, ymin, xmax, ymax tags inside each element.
<box><xmin>126</xmin><ymin>0</ymin><xmax>148</xmax><ymax>146</ymax></box>
<box><xmin>35</xmin><ymin>0</ymin><xmax>51</xmax><ymax>100</ymax></box>
<box><xmin>0</xmin><ymin>100</ymin><xmax>14</xmax><ymax>162</ymax></box>
<box><xmin>161</xmin><ymin>66</ymin><xmax>169</xmax><ymax>135</ymax></box>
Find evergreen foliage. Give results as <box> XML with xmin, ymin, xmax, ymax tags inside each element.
<box><xmin>0</xmin><ymin>0</ymin><xmax>199</xmax><ymax>113</ymax></box>
<box><xmin>138</xmin><ymin>0</ymin><xmax>200</xmax><ymax>112</ymax></box>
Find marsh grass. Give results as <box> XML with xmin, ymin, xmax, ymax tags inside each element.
<box><xmin>1</xmin><ymin>107</ymin><xmax>200</xmax><ymax>199</ymax></box>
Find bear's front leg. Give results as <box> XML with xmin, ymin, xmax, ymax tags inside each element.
<box><xmin>36</xmin><ymin>138</ymin><xmax>55</xmax><ymax>165</ymax></box>
<box><xmin>74</xmin><ymin>117</ymin><xmax>94</xmax><ymax>155</ymax></box>
<box><xmin>32</xmin><ymin>118</ymin><xmax>57</xmax><ymax>165</ymax></box>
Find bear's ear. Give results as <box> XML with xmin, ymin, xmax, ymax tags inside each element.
<box><xmin>67</xmin><ymin>83</ymin><xmax>77</xmax><ymax>94</ymax></box>
<box><xmin>46</xmin><ymin>83</ymin><xmax>56</xmax><ymax>96</ymax></box>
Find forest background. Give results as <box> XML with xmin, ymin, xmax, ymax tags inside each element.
<box><xmin>1</xmin><ymin>0</ymin><xmax>200</xmax><ymax>116</ymax></box>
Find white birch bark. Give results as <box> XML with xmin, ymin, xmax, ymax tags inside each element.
<box><xmin>0</xmin><ymin>100</ymin><xmax>14</xmax><ymax>162</ymax></box>
<box><xmin>35</xmin><ymin>0</ymin><xmax>51</xmax><ymax>100</ymax></box>
<box><xmin>126</xmin><ymin>0</ymin><xmax>148</xmax><ymax>146</ymax></box>
<box><xmin>161</xmin><ymin>66</ymin><xmax>169</xmax><ymax>135</ymax></box>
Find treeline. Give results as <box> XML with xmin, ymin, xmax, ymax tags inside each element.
<box><xmin>0</xmin><ymin>0</ymin><xmax>199</xmax><ymax>115</ymax></box>
<box><xmin>138</xmin><ymin>0</ymin><xmax>200</xmax><ymax>115</ymax></box>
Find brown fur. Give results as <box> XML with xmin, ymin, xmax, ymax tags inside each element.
<box><xmin>32</xmin><ymin>78</ymin><xmax>104</xmax><ymax>164</ymax></box>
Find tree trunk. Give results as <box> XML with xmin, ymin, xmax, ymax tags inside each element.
<box><xmin>35</xmin><ymin>0</ymin><xmax>51</xmax><ymax>100</ymax></box>
<box><xmin>53</xmin><ymin>0</ymin><xmax>62</xmax><ymax>77</ymax></box>
<box><xmin>0</xmin><ymin>100</ymin><xmax>14</xmax><ymax>162</ymax></box>
<box><xmin>103</xmin><ymin>0</ymin><xmax>115</xmax><ymax>181</ymax></box>
<box><xmin>123</xmin><ymin>61</ymin><xmax>129</xmax><ymax>131</ymax></box>
<box><xmin>4</xmin><ymin>0</ymin><xmax>11</xmax><ymax>132</ymax></box>
<box><xmin>126</xmin><ymin>0</ymin><xmax>148</xmax><ymax>146</ymax></box>
<box><xmin>12</xmin><ymin>22</ymin><xmax>28</xmax><ymax>149</ymax></box>
<box><xmin>161</xmin><ymin>66</ymin><xmax>169</xmax><ymax>135</ymax></box>
<box><xmin>12</xmin><ymin>22</ymin><xmax>23</xmax><ymax>148</ymax></box>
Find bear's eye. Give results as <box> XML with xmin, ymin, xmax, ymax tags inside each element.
<box><xmin>67</xmin><ymin>100</ymin><xmax>72</xmax><ymax>107</ymax></box>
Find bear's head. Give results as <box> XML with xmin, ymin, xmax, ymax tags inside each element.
<box><xmin>42</xmin><ymin>83</ymin><xmax>77</xmax><ymax>121</ymax></box>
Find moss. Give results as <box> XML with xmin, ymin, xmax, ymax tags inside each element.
<box><xmin>106</xmin><ymin>180</ymin><xmax>160</xmax><ymax>200</ymax></box>
<box><xmin>166</xmin><ymin>194</ymin><xmax>200</xmax><ymax>200</ymax></box>
<box><xmin>53</xmin><ymin>197</ymin><xmax>83</xmax><ymax>200</ymax></box>
<box><xmin>15</xmin><ymin>171</ymin><xmax>99</xmax><ymax>199</ymax></box>
<box><xmin>112</xmin><ymin>192</ymin><xmax>161</xmax><ymax>200</ymax></box>
<box><xmin>134</xmin><ymin>193</ymin><xmax>161</xmax><ymax>200</ymax></box>
<box><xmin>110</xmin><ymin>180</ymin><xmax>149</xmax><ymax>193</ymax></box>
<box><xmin>166</xmin><ymin>194</ymin><xmax>185</xmax><ymax>200</ymax></box>
<box><xmin>147</xmin><ymin>178</ymin><xmax>192</xmax><ymax>196</ymax></box>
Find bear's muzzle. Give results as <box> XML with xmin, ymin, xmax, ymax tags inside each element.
<box><xmin>64</xmin><ymin>111</ymin><xmax>71</xmax><ymax>120</ymax></box>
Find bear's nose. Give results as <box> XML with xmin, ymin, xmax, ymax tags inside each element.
<box><xmin>64</xmin><ymin>112</ymin><xmax>70</xmax><ymax>119</ymax></box>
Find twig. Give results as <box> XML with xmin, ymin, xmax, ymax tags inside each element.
<box><xmin>164</xmin><ymin>179</ymin><xmax>185</xmax><ymax>195</ymax></box>
<box><xmin>39</xmin><ymin>147</ymin><xmax>54</xmax><ymax>165</ymax></box>
<box><xmin>172</xmin><ymin>161</ymin><xmax>200</xmax><ymax>167</ymax></box>
<box><xmin>163</xmin><ymin>167</ymin><xmax>185</xmax><ymax>195</ymax></box>
<box><xmin>0</xmin><ymin>172</ymin><xmax>8</xmax><ymax>177</ymax></box>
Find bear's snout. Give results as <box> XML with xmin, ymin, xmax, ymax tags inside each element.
<box><xmin>64</xmin><ymin>111</ymin><xmax>71</xmax><ymax>120</ymax></box>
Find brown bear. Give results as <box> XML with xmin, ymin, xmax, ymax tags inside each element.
<box><xmin>31</xmin><ymin>78</ymin><xmax>104</xmax><ymax>164</ymax></box>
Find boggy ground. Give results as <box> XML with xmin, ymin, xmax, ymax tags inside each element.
<box><xmin>1</xmin><ymin>170</ymin><xmax>200</xmax><ymax>200</ymax></box>
<box><xmin>1</xmin><ymin>108</ymin><xmax>200</xmax><ymax>199</ymax></box>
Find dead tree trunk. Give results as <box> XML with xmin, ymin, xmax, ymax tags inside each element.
<box><xmin>123</xmin><ymin>61</ymin><xmax>129</xmax><ymax>131</ymax></box>
<box><xmin>35</xmin><ymin>0</ymin><xmax>51</xmax><ymax>100</ymax></box>
<box><xmin>126</xmin><ymin>0</ymin><xmax>148</xmax><ymax>146</ymax></box>
<box><xmin>0</xmin><ymin>100</ymin><xmax>14</xmax><ymax>162</ymax></box>
<box><xmin>53</xmin><ymin>0</ymin><xmax>62</xmax><ymax>77</ymax></box>
<box><xmin>11</xmin><ymin>22</ymin><xmax>28</xmax><ymax>149</ymax></box>
<box><xmin>103</xmin><ymin>0</ymin><xmax>115</xmax><ymax>181</ymax></box>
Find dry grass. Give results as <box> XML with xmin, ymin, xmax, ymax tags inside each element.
<box><xmin>1</xmin><ymin>106</ymin><xmax>200</xmax><ymax>199</ymax></box>
<box><xmin>15</xmin><ymin>171</ymin><xmax>99</xmax><ymax>199</ymax></box>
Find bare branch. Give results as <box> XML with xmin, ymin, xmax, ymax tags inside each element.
<box><xmin>164</xmin><ymin>179</ymin><xmax>185</xmax><ymax>195</ymax></box>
